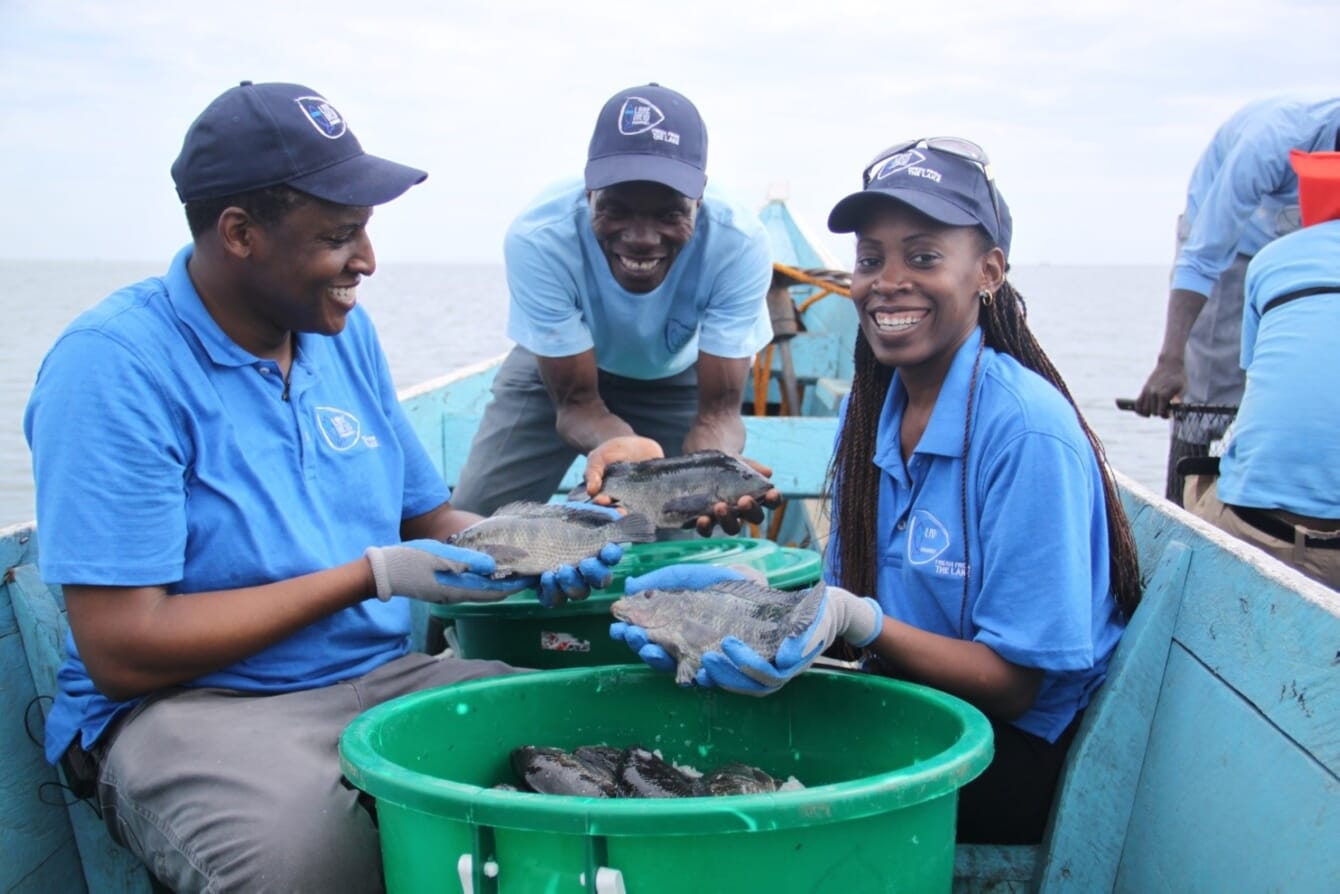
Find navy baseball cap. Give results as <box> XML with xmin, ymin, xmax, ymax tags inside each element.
<box><xmin>584</xmin><ymin>83</ymin><xmax>708</xmax><ymax>199</ymax></box>
<box><xmin>171</xmin><ymin>81</ymin><xmax>427</xmax><ymax>206</ymax></box>
<box><xmin>828</xmin><ymin>140</ymin><xmax>1012</xmax><ymax>258</ymax></box>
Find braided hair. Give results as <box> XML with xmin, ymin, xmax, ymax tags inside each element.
<box><xmin>825</xmin><ymin>232</ymin><xmax>1143</xmax><ymax>650</ymax></box>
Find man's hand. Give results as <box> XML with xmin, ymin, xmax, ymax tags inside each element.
<box><xmin>583</xmin><ymin>435</ymin><xmax>664</xmax><ymax>497</ymax></box>
<box><xmin>364</xmin><ymin>540</ymin><xmax>533</xmax><ymax>604</ymax></box>
<box><xmin>693</xmin><ymin>456</ymin><xmax>784</xmax><ymax>537</ymax></box>
<box><xmin>1134</xmin><ymin>358</ymin><xmax>1186</xmax><ymax>418</ymax></box>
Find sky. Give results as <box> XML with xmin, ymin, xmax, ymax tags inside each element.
<box><xmin>1</xmin><ymin>1</ymin><xmax>1335</xmax><ymax>267</ymax></box>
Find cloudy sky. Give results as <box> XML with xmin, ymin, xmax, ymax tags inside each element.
<box><xmin>1</xmin><ymin>1</ymin><xmax>1334</xmax><ymax>266</ymax></box>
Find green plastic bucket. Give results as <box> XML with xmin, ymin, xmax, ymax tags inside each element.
<box><xmin>431</xmin><ymin>539</ymin><xmax>821</xmax><ymax>669</ymax></box>
<box><xmin>340</xmin><ymin>666</ymin><xmax>993</xmax><ymax>893</ymax></box>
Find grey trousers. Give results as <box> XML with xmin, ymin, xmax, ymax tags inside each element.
<box><xmin>450</xmin><ymin>346</ymin><xmax>700</xmax><ymax>516</ymax></box>
<box><xmin>96</xmin><ymin>652</ymin><xmax>518</xmax><ymax>894</ymax></box>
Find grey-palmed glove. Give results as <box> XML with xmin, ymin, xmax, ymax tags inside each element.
<box><xmin>365</xmin><ymin>539</ymin><xmax>534</xmax><ymax>604</ymax></box>
<box><xmin>698</xmin><ymin>582</ymin><xmax>882</xmax><ymax>696</ymax></box>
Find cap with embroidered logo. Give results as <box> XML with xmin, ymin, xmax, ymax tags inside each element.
<box><xmin>171</xmin><ymin>80</ymin><xmax>427</xmax><ymax>206</ymax></box>
<box><xmin>584</xmin><ymin>83</ymin><xmax>708</xmax><ymax>199</ymax></box>
<box><xmin>828</xmin><ymin>143</ymin><xmax>1012</xmax><ymax>258</ymax></box>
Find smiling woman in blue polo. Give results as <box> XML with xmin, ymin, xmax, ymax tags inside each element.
<box><xmin>820</xmin><ymin>139</ymin><xmax>1142</xmax><ymax>844</ymax></box>
<box><xmin>612</xmin><ymin>137</ymin><xmax>1142</xmax><ymax>846</ymax></box>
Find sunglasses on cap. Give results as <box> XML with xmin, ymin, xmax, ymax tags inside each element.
<box><xmin>861</xmin><ymin>137</ymin><xmax>1003</xmax><ymax>245</ymax></box>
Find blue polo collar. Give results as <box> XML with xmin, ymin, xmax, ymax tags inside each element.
<box><xmin>164</xmin><ymin>244</ymin><xmax>316</xmax><ymax>376</ymax></box>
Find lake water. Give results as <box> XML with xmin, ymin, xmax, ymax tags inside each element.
<box><xmin>0</xmin><ymin>258</ymin><xmax>1176</xmax><ymax>524</ymax></box>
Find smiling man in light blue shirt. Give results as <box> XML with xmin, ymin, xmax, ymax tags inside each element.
<box><xmin>450</xmin><ymin>84</ymin><xmax>776</xmax><ymax>534</ymax></box>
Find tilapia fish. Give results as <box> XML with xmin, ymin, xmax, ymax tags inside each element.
<box><xmin>507</xmin><ymin>744</ymin><xmax>786</xmax><ymax>799</ymax></box>
<box><xmin>696</xmin><ymin>762</ymin><xmax>779</xmax><ymax>796</ymax></box>
<box><xmin>510</xmin><ymin>746</ymin><xmax>621</xmax><ymax>798</ymax></box>
<box><xmin>448</xmin><ymin>501</ymin><xmax>656</xmax><ymax>577</ymax></box>
<box><xmin>615</xmin><ymin>746</ymin><xmax>698</xmax><ymax>798</ymax></box>
<box><xmin>572</xmin><ymin>450</ymin><xmax>775</xmax><ymax>528</ymax></box>
<box><xmin>610</xmin><ymin>580</ymin><xmax>826</xmax><ymax>685</ymax></box>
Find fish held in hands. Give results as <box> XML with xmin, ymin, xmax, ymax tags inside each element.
<box><xmin>610</xmin><ymin>579</ymin><xmax>826</xmax><ymax>685</ymax></box>
<box><xmin>448</xmin><ymin>501</ymin><xmax>655</xmax><ymax>577</ymax></box>
<box><xmin>573</xmin><ymin>450</ymin><xmax>776</xmax><ymax>528</ymax></box>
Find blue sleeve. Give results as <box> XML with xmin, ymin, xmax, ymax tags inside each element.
<box><xmin>973</xmin><ymin>430</ymin><xmax>1103</xmax><ymax>671</ymax></box>
<box><xmin>503</xmin><ymin>220</ymin><xmax>594</xmax><ymax>359</ymax></box>
<box><xmin>25</xmin><ymin>330</ymin><xmax>189</xmax><ymax>585</ymax></box>
<box><xmin>696</xmin><ymin>225</ymin><xmax>774</xmax><ymax>359</ymax></box>
<box><xmin>1172</xmin><ymin>119</ymin><xmax>1296</xmax><ymax>295</ymax></box>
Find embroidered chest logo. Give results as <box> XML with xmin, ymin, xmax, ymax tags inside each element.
<box><xmin>315</xmin><ymin>406</ymin><xmax>365</xmax><ymax>451</ymax></box>
<box><xmin>295</xmin><ymin>97</ymin><xmax>346</xmax><ymax>139</ymax></box>
<box><xmin>907</xmin><ymin>509</ymin><xmax>951</xmax><ymax>565</ymax></box>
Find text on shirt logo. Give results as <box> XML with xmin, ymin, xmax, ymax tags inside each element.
<box><xmin>314</xmin><ymin>406</ymin><xmax>365</xmax><ymax>451</ymax></box>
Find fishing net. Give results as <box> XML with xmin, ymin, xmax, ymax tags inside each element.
<box><xmin>1164</xmin><ymin>405</ymin><xmax>1238</xmax><ymax>506</ymax></box>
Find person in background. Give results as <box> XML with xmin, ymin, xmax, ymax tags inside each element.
<box><xmin>450</xmin><ymin>83</ymin><xmax>780</xmax><ymax>535</ymax></box>
<box><xmin>614</xmin><ymin>138</ymin><xmax>1142</xmax><ymax>843</ymax></box>
<box><xmin>1183</xmin><ymin>149</ymin><xmax>1340</xmax><ymax>589</ymax></box>
<box><xmin>1134</xmin><ymin>95</ymin><xmax>1340</xmax><ymax>504</ymax></box>
<box><xmin>23</xmin><ymin>81</ymin><xmax>618</xmax><ymax>893</ymax></box>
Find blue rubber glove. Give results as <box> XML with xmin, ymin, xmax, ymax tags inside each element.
<box><xmin>610</xmin><ymin>564</ymin><xmax>752</xmax><ymax>675</ymax></box>
<box><xmin>699</xmin><ymin>583</ymin><xmax>883</xmax><ymax>696</ymax></box>
<box><xmin>364</xmin><ymin>539</ymin><xmax>534</xmax><ymax>603</ymax></box>
<box><xmin>537</xmin><ymin>502</ymin><xmax>627</xmax><ymax>608</ymax></box>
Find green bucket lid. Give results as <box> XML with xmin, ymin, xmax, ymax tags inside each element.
<box><xmin>433</xmin><ymin>537</ymin><xmax>810</xmax><ymax>619</ymax></box>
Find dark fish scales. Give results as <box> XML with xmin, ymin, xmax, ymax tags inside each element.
<box><xmin>510</xmin><ymin>746</ymin><xmax>621</xmax><ymax>798</ymax></box>
<box><xmin>610</xmin><ymin>580</ymin><xmax>826</xmax><ymax>685</ymax></box>
<box><xmin>615</xmin><ymin>746</ymin><xmax>698</xmax><ymax>798</ymax></box>
<box><xmin>572</xmin><ymin>450</ymin><xmax>775</xmax><ymax>528</ymax></box>
<box><xmin>448</xmin><ymin>501</ymin><xmax>656</xmax><ymax>577</ymax></box>
<box><xmin>573</xmin><ymin>744</ymin><xmax>623</xmax><ymax>779</ymax></box>
<box><xmin>696</xmin><ymin>762</ymin><xmax>780</xmax><ymax>796</ymax></box>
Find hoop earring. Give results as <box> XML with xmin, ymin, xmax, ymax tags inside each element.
<box><xmin>978</xmin><ymin>289</ymin><xmax>994</xmax><ymax>307</ymax></box>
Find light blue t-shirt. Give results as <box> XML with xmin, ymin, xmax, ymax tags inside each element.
<box><xmin>24</xmin><ymin>246</ymin><xmax>451</xmax><ymax>763</ymax></box>
<box><xmin>1173</xmin><ymin>95</ymin><xmax>1340</xmax><ymax>296</ymax></box>
<box><xmin>503</xmin><ymin>177</ymin><xmax>774</xmax><ymax>379</ymax></box>
<box><xmin>827</xmin><ymin>329</ymin><xmax>1125</xmax><ymax>743</ymax></box>
<box><xmin>1217</xmin><ymin>220</ymin><xmax>1340</xmax><ymax>517</ymax></box>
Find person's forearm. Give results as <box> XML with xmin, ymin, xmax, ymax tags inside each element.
<box><xmin>683</xmin><ymin>410</ymin><xmax>746</xmax><ymax>455</ymax></box>
<box><xmin>865</xmin><ymin>616</ymin><xmax>1042</xmax><ymax>720</ymax></box>
<box><xmin>67</xmin><ymin>560</ymin><xmax>377</xmax><ymax>700</ymax></box>
<box><xmin>555</xmin><ymin>401</ymin><xmax>637</xmax><ymax>454</ymax></box>
<box><xmin>1156</xmin><ymin>288</ymin><xmax>1211</xmax><ymax>364</ymax></box>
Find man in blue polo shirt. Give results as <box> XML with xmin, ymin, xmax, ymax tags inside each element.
<box><xmin>450</xmin><ymin>83</ymin><xmax>779</xmax><ymax>534</ymax></box>
<box><xmin>1184</xmin><ymin>149</ymin><xmax>1340</xmax><ymax>588</ymax></box>
<box><xmin>24</xmin><ymin>81</ymin><xmax>617</xmax><ymax>893</ymax></box>
<box><xmin>1134</xmin><ymin>95</ymin><xmax>1340</xmax><ymax>504</ymax></box>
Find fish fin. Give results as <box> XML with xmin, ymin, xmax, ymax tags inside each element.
<box><xmin>785</xmin><ymin>581</ymin><xmax>827</xmax><ymax>635</ymax></box>
<box><xmin>661</xmin><ymin>493</ymin><xmax>714</xmax><ymax>518</ymax></box>
<box><xmin>492</xmin><ymin>501</ymin><xmax>569</xmax><ymax>519</ymax></box>
<box><xmin>675</xmin><ymin>658</ymin><xmax>700</xmax><ymax>686</ymax></box>
<box><xmin>613</xmin><ymin>512</ymin><xmax>658</xmax><ymax>543</ymax></box>
<box><xmin>478</xmin><ymin>543</ymin><xmax>529</xmax><ymax>566</ymax></box>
